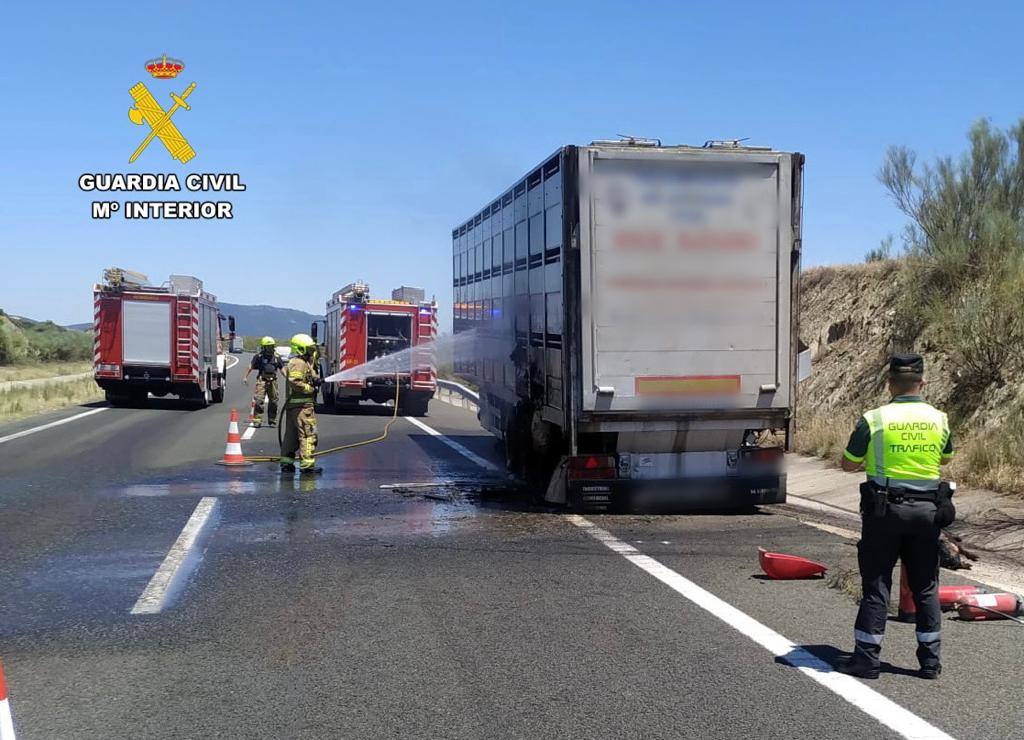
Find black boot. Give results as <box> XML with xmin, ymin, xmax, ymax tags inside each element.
<box><xmin>280</xmin><ymin>463</ymin><xmax>296</xmax><ymax>473</ymax></box>
<box><xmin>837</xmin><ymin>657</ymin><xmax>880</xmax><ymax>679</ymax></box>
<box><xmin>299</xmin><ymin>465</ymin><xmax>323</xmax><ymax>476</ymax></box>
<box><xmin>919</xmin><ymin>664</ymin><xmax>941</xmax><ymax>680</ymax></box>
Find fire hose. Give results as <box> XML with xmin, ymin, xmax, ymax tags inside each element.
<box><xmin>242</xmin><ymin>370</ymin><xmax>401</xmax><ymax>463</ymax></box>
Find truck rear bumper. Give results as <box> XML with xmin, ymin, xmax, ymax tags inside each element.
<box><xmin>568</xmin><ymin>474</ymin><xmax>786</xmax><ymax>513</ymax></box>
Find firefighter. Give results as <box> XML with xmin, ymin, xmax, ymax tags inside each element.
<box><xmin>280</xmin><ymin>333</ymin><xmax>322</xmax><ymax>475</ymax></box>
<box><xmin>838</xmin><ymin>353</ymin><xmax>955</xmax><ymax>680</ymax></box>
<box><xmin>243</xmin><ymin>336</ymin><xmax>285</xmax><ymax>427</ymax></box>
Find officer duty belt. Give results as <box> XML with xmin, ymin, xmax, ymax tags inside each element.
<box><xmin>871</xmin><ymin>483</ymin><xmax>938</xmax><ymax>503</ymax></box>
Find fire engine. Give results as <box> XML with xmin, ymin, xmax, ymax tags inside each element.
<box><xmin>93</xmin><ymin>267</ymin><xmax>234</xmax><ymax>407</ymax></box>
<box><xmin>318</xmin><ymin>282</ymin><xmax>437</xmax><ymax>416</ymax></box>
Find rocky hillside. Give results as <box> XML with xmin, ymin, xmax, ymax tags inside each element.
<box><xmin>796</xmin><ymin>262</ymin><xmax>1024</xmax><ymax>492</ymax></box>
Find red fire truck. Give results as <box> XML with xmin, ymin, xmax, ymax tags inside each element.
<box><xmin>319</xmin><ymin>282</ymin><xmax>437</xmax><ymax>416</ymax></box>
<box><xmin>93</xmin><ymin>268</ymin><xmax>234</xmax><ymax>407</ymax></box>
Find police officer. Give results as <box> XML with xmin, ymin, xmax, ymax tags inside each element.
<box><xmin>243</xmin><ymin>336</ymin><xmax>285</xmax><ymax>427</ymax></box>
<box><xmin>839</xmin><ymin>353</ymin><xmax>954</xmax><ymax>680</ymax></box>
<box><xmin>279</xmin><ymin>333</ymin><xmax>322</xmax><ymax>476</ymax></box>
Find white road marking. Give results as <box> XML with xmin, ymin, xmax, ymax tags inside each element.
<box><xmin>0</xmin><ymin>407</ymin><xmax>108</xmax><ymax>446</ymax></box>
<box><xmin>225</xmin><ymin>355</ymin><xmax>239</xmax><ymax>370</ymax></box>
<box><xmin>786</xmin><ymin>494</ymin><xmax>860</xmax><ymax>521</ymax></box>
<box><xmin>567</xmin><ymin>515</ymin><xmax>954</xmax><ymax>740</ymax></box>
<box><xmin>402</xmin><ymin>416</ymin><xmax>501</xmax><ymax>472</ymax></box>
<box><xmin>242</xmin><ymin>425</ymin><xmax>256</xmax><ymax>440</ymax></box>
<box><xmin>131</xmin><ymin>497</ymin><xmax>219</xmax><ymax>615</ymax></box>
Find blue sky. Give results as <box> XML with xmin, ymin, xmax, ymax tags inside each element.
<box><xmin>1</xmin><ymin>1</ymin><xmax>1021</xmax><ymax>328</ymax></box>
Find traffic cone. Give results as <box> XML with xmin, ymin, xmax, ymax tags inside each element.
<box><xmin>956</xmin><ymin>593</ymin><xmax>1024</xmax><ymax>621</ymax></box>
<box><xmin>247</xmin><ymin>395</ymin><xmax>257</xmax><ymax>424</ymax></box>
<box><xmin>757</xmin><ymin>548</ymin><xmax>828</xmax><ymax>579</ymax></box>
<box><xmin>897</xmin><ymin>562</ymin><xmax>916</xmax><ymax>622</ymax></box>
<box><xmin>0</xmin><ymin>658</ymin><xmax>16</xmax><ymax>740</ymax></box>
<box><xmin>215</xmin><ymin>408</ymin><xmax>251</xmax><ymax>466</ymax></box>
<box><xmin>939</xmin><ymin>585</ymin><xmax>981</xmax><ymax>611</ymax></box>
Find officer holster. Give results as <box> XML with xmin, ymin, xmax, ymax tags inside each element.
<box><xmin>859</xmin><ymin>481</ymin><xmax>943</xmax><ymax>520</ymax></box>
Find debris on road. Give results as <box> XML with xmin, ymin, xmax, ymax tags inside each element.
<box><xmin>757</xmin><ymin>547</ymin><xmax>828</xmax><ymax>579</ymax></box>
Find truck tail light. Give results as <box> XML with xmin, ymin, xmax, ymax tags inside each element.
<box><xmin>568</xmin><ymin>454</ymin><xmax>618</xmax><ymax>480</ymax></box>
<box><xmin>740</xmin><ymin>447</ymin><xmax>784</xmax><ymax>463</ymax></box>
<box><xmin>96</xmin><ymin>363</ymin><xmax>120</xmax><ymax>374</ymax></box>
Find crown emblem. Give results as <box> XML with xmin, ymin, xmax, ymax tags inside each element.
<box><xmin>145</xmin><ymin>54</ymin><xmax>184</xmax><ymax>80</ymax></box>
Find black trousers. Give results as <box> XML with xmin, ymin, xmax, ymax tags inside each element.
<box><xmin>854</xmin><ymin>499</ymin><xmax>941</xmax><ymax>669</ymax></box>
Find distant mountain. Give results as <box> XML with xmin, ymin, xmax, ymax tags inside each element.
<box><xmin>219</xmin><ymin>303</ymin><xmax>321</xmax><ymax>340</ymax></box>
<box><xmin>63</xmin><ymin>303</ymin><xmax>322</xmax><ymax>340</ymax></box>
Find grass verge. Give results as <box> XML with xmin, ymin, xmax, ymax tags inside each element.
<box><xmin>0</xmin><ymin>361</ymin><xmax>94</xmax><ymax>382</ymax></box>
<box><xmin>795</xmin><ymin>409</ymin><xmax>1024</xmax><ymax>496</ymax></box>
<box><xmin>0</xmin><ymin>377</ymin><xmax>103</xmax><ymax>421</ymax></box>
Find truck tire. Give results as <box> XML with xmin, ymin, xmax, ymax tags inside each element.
<box><xmin>401</xmin><ymin>395</ymin><xmax>430</xmax><ymax>417</ymax></box>
<box><xmin>212</xmin><ymin>374</ymin><xmax>225</xmax><ymax>403</ymax></box>
<box><xmin>105</xmin><ymin>390</ymin><xmax>130</xmax><ymax>407</ymax></box>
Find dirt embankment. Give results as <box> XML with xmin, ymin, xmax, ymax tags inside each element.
<box><xmin>794</xmin><ymin>261</ymin><xmax>1024</xmax><ymax>495</ymax></box>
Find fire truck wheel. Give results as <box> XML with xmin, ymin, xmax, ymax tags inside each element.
<box><xmin>211</xmin><ymin>377</ymin><xmax>225</xmax><ymax>403</ymax></box>
<box><xmin>105</xmin><ymin>390</ymin><xmax>130</xmax><ymax>407</ymax></box>
<box><xmin>401</xmin><ymin>397</ymin><xmax>430</xmax><ymax>417</ymax></box>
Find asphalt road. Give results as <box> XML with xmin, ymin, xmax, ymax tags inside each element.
<box><xmin>0</xmin><ymin>358</ymin><xmax>1021</xmax><ymax>738</ymax></box>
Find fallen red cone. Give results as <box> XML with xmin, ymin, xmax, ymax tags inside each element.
<box><xmin>758</xmin><ymin>547</ymin><xmax>828</xmax><ymax>580</ymax></box>
<box><xmin>939</xmin><ymin>585</ymin><xmax>982</xmax><ymax>611</ymax></box>
<box><xmin>956</xmin><ymin>593</ymin><xmax>1024</xmax><ymax>621</ymax></box>
<box><xmin>215</xmin><ymin>408</ymin><xmax>251</xmax><ymax>466</ymax></box>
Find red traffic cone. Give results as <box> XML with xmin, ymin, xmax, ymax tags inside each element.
<box><xmin>247</xmin><ymin>395</ymin><xmax>257</xmax><ymax>424</ymax></box>
<box><xmin>757</xmin><ymin>547</ymin><xmax>828</xmax><ymax>579</ymax></box>
<box><xmin>216</xmin><ymin>408</ymin><xmax>251</xmax><ymax>466</ymax></box>
<box><xmin>897</xmin><ymin>563</ymin><xmax>916</xmax><ymax>622</ymax></box>
<box><xmin>0</xmin><ymin>658</ymin><xmax>16</xmax><ymax>740</ymax></box>
<box><xmin>956</xmin><ymin>593</ymin><xmax>1024</xmax><ymax>621</ymax></box>
<box><xmin>939</xmin><ymin>585</ymin><xmax>981</xmax><ymax>611</ymax></box>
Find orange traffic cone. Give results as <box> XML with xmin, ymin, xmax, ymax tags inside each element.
<box><xmin>247</xmin><ymin>394</ymin><xmax>257</xmax><ymax>424</ymax></box>
<box><xmin>0</xmin><ymin>658</ymin><xmax>15</xmax><ymax>740</ymax></box>
<box><xmin>897</xmin><ymin>562</ymin><xmax>916</xmax><ymax>622</ymax></box>
<box><xmin>216</xmin><ymin>408</ymin><xmax>251</xmax><ymax>466</ymax></box>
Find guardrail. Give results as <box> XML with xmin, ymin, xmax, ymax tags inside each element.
<box><xmin>436</xmin><ymin>378</ymin><xmax>479</xmax><ymax>403</ymax></box>
<box><xmin>435</xmin><ymin>379</ymin><xmax>480</xmax><ymax>411</ymax></box>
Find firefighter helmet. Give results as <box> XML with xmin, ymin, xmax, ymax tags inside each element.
<box><xmin>290</xmin><ymin>333</ymin><xmax>316</xmax><ymax>356</ymax></box>
<box><xmin>259</xmin><ymin>336</ymin><xmax>276</xmax><ymax>348</ymax></box>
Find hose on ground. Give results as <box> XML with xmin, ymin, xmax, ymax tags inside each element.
<box><xmin>242</xmin><ymin>371</ymin><xmax>401</xmax><ymax>463</ymax></box>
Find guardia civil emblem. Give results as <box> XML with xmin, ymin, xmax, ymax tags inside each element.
<box><xmin>128</xmin><ymin>55</ymin><xmax>196</xmax><ymax>164</ymax></box>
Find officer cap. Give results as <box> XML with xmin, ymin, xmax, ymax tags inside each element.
<box><xmin>889</xmin><ymin>352</ymin><xmax>924</xmax><ymax>380</ymax></box>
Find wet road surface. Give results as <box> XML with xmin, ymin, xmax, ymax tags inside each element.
<box><xmin>0</xmin><ymin>365</ymin><xmax>1022</xmax><ymax>738</ymax></box>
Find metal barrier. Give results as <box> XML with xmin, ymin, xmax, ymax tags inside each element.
<box><xmin>435</xmin><ymin>379</ymin><xmax>480</xmax><ymax>411</ymax></box>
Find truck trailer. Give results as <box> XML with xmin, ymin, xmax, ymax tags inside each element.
<box><xmin>452</xmin><ymin>139</ymin><xmax>804</xmax><ymax>511</ymax></box>
<box><xmin>93</xmin><ymin>268</ymin><xmax>234</xmax><ymax>407</ymax></box>
<box><xmin>319</xmin><ymin>282</ymin><xmax>438</xmax><ymax>416</ymax></box>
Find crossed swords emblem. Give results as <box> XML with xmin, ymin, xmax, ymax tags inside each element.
<box><xmin>128</xmin><ymin>81</ymin><xmax>197</xmax><ymax>164</ymax></box>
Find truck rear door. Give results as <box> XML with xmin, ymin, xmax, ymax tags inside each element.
<box><xmin>122</xmin><ymin>298</ymin><xmax>172</xmax><ymax>365</ymax></box>
<box><xmin>577</xmin><ymin>147</ymin><xmax>797</xmax><ymax>414</ymax></box>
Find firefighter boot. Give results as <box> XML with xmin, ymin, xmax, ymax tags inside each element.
<box><xmin>837</xmin><ymin>657</ymin><xmax>880</xmax><ymax>679</ymax></box>
<box><xmin>299</xmin><ymin>465</ymin><xmax>323</xmax><ymax>476</ymax></box>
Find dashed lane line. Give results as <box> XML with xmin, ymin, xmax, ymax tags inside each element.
<box><xmin>131</xmin><ymin>497</ymin><xmax>219</xmax><ymax>615</ymax></box>
<box><xmin>0</xmin><ymin>407</ymin><xmax>109</xmax><ymax>446</ymax></box>
<box><xmin>406</xmin><ymin>416</ymin><xmax>954</xmax><ymax>740</ymax></box>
